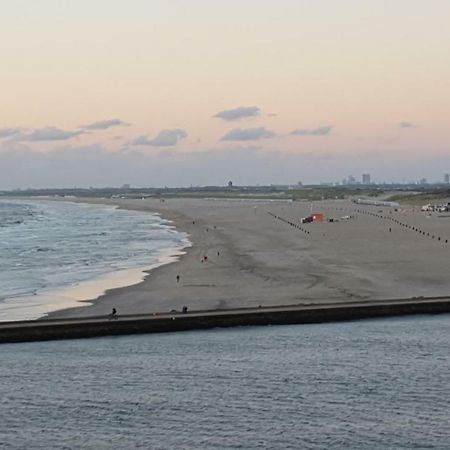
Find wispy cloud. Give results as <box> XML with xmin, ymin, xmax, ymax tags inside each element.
<box><xmin>129</xmin><ymin>129</ymin><xmax>187</xmax><ymax>146</ymax></box>
<box><xmin>221</xmin><ymin>127</ymin><xmax>275</xmax><ymax>141</ymax></box>
<box><xmin>0</xmin><ymin>128</ymin><xmax>21</xmax><ymax>139</ymax></box>
<box><xmin>12</xmin><ymin>127</ymin><xmax>84</xmax><ymax>142</ymax></box>
<box><xmin>81</xmin><ymin>119</ymin><xmax>129</xmax><ymax>130</ymax></box>
<box><xmin>213</xmin><ymin>106</ymin><xmax>260</xmax><ymax>121</ymax></box>
<box><xmin>399</xmin><ymin>122</ymin><xmax>415</xmax><ymax>128</ymax></box>
<box><xmin>291</xmin><ymin>126</ymin><xmax>333</xmax><ymax>136</ymax></box>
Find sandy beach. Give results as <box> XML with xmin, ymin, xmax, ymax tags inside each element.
<box><xmin>47</xmin><ymin>197</ymin><xmax>450</xmax><ymax>319</ymax></box>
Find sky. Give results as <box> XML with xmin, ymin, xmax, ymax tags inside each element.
<box><xmin>1</xmin><ymin>0</ymin><xmax>450</xmax><ymax>188</ymax></box>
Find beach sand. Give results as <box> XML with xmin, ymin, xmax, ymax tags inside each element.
<box><xmin>48</xmin><ymin>197</ymin><xmax>450</xmax><ymax>319</ymax></box>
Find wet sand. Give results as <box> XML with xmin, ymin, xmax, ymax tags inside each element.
<box><xmin>48</xmin><ymin>197</ymin><xmax>450</xmax><ymax>319</ymax></box>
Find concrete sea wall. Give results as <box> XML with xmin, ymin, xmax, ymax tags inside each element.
<box><xmin>1</xmin><ymin>297</ymin><xmax>450</xmax><ymax>344</ymax></box>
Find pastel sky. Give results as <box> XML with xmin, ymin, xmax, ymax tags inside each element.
<box><xmin>1</xmin><ymin>0</ymin><xmax>450</xmax><ymax>188</ymax></box>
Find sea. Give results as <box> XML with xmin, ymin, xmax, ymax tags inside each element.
<box><xmin>0</xmin><ymin>199</ymin><xmax>190</xmax><ymax>321</ymax></box>
<box><xmin>0</xmin><ymin>315</ymin><xmax>449</xmax><ymax>449</ymax></box>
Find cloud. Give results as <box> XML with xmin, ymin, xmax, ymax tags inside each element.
<box><xmin>0</xmin><ymin>128</ymin><xmax>21</xmax><ymax>139</ymax></box>
<box><xmin>221</xmin><ymin>127</ymin><xmax>275</xmax><ymax>141</ymax></box>
<box><xmin>399</xmin><ymin>122</ymin><xmax>415</xmax><ymax>128</ymax></box>
<box><xmin>12</xmin><ymin>127</ymin><xmax>84</xmax><ymax>142</ymax></box>
<box><xmin>129</xmin><ymin>136</ymin><xmax>153</xmax><ymax>146</ymax></box>
<box><xmin>81</xmin><ymin>119</ymin><xmax>129</xmax><ymax>130</ymax></box>
<box><xmin>291</xmin><ymin>126</ymin><xmax>333</xmax><ymax>136</ymax></box>
<box><xmin>310</xmin><ymin>126</ymin><xmax>333</xmax><ymax>136</ymax></box>
<box><xmin>213</xmin><ymin>106</ymin><xmax>260</xmax><ymax>121</ymax></box>
<box><xmin>129</xmin><ymin>129</ymin><xmax>187</xmax><ymax>147</ymax></box>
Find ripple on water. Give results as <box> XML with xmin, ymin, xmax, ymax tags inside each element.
<box><xmin>0</xmin><ymin>315</ymin><xmax>449</xmax><ymax>449</ymax></box>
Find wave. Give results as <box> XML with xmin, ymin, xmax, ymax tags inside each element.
<box><xmin>0</xmin><ymin>199</ymin><xmax>190</xmax><ymax>321</ymax></box>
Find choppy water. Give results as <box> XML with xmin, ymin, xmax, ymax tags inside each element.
<box><xmin>1</xmin><ymin>315</ymin><xmax>449</xmax><ymax>449</ymax></box>
<box><xmin>0</xmin><ymin>199</ymin><xmax>189</xmax><ymax>320</ymax></box>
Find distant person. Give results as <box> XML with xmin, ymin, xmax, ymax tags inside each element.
<box><xmin>109</xmin><ymin>308</ymin><xmax>118</xmax><ymax>320</ymax></box>
<box><xmin>176</xmin><ymin>275</ymin><xmax>180</xmax><ymax>283</ymax></box>
<box><xmin>182</xmin><ymin>306</ymin><xmax>188</xmax><ymax>313</ymax></box>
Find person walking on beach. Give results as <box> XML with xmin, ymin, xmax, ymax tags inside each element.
<box><xmin>109</xmin><ymin>308</ymin><xmax>118</xmax><ymax>320</ymax></box>
<box><xmin>176</xmin><ymin>275</ymin><xmax>180</xmax><ymax>283</ymax></box>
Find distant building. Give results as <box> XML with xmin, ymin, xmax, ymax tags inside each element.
<box><xmin>362</xmin><ymin>173</ymin><xmax>371</xmax><ymax>185</ymax></box>
<box><xmin>228</xmin><ymin>180</ymin><xmax>233</xmax><ymax>187</ymax></box>
<box><xmin>121</xmin><ymin>184</ymin><xmax>131</xmax><ymax>189</ymax></box>
<box><xmin>419</xmin><ymin>178</ymin><xmax>427</xmax><ymax>185</ymax></box>
<box><xmin>347</xmin><ymin>175</ymin><xmax>356</xmax><ymax>185</ymax></box>
<box><xmin>445</xmin><ymin>174</ymin><xmax>449</xmax><ymax>184</ymax></box>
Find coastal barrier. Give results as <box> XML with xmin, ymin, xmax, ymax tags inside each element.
<box><xmin>1</xmin><ymin>297</ymin><xmax>450</xmax><ymax>344</ymax></box>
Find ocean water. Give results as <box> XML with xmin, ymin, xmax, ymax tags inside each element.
<box><xmin>0</xmin><ymin>316</ymin><xmax>449</xmax><ymax>449</ymax></box>
<box><xmin>0</xmin><ymin>199</ymin><xmax>189</xmax><ymax>321</ymax></box>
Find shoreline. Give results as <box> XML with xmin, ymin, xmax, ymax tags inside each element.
<box><xmin>42</xmin><ymin>198</ymin><xmax>205</xmax><ymax>319</ymax></box>
<box><xmin>44</xmin><ymin>198</ymin><xmax>203</xmax><ymax>319</ymax></box>
<box><xmin>7</xmin><ymin>195</ymin><xmax>450</xmax><ymax>321</ymax></box>
<box><xmin>45</xmin><ymin>197</ymin><xmax>277</xmax><ymax>319</ymax></box>
<box><xmin>0</xmin><ymin>198</ymin><xmax>191</xmax><ymax>321</ymax></box>
<box><xmin>1</xmin><ymin>247</ymin><xmax>189</xmax><ymax>322</ymax></box>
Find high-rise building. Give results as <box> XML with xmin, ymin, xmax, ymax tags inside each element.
<box><xmin>445</xmin><ymin>174</ymin><xmax>449</xmax><ymax>184</ymax></box>
<box><xmin>362</xmin><ymin>173</ymin><xmax>371</xmax><ymax>185</ymax></box>
<box><xmin>347</xmin><ymin>175</ymin><xmax>356</xmax><ymax>185</ymax></box>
